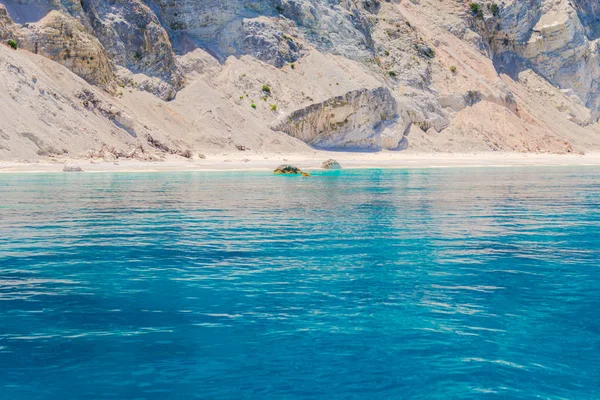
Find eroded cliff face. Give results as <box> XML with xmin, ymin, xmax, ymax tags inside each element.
<box><xmin>148</xmin><ymin>0</ymin><xmax>376</xmax><ymax>61</ymax></box>
<box><xmin>20</xmin><ymin>11</ymin><xmax>114</xmax><ymax>86</ymax></box>
<box><xmin>276</xmin><ymin>87</ymin><xmax>398</xmax><ymax>149</ymax></box>
<box><xmin>82</xmin><ymin>0</ymin><xmax>183</xmax><ymax>99</ymax></box>
<box><xmin>1</xmin><ymin>0</ymin><xmax>600</xmax><ymax>159</ymax></box>
<box><xmin>487</xmin><ymin>0</ymin><xmax>600</xmax><ymax>113</ymax></box>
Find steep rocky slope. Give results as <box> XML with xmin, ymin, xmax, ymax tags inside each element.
<box><xmin>1</xmin><ymin>0</ymin><xmax>600</xmax><ymax>161</ymax></box>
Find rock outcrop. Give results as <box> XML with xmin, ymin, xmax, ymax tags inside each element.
<box><xmin>274</xmin><ymin>164</ymin><xmax>303</xmax><ymax>174</ymax></box>
<box><xmin>150</xmin><ymin>0</ymin><xmax>375</xmax><ymax>62</ymax></box>
<box><xmin>18</xmin><ymin>11</ymin><xmax>114</xmax><ymax>87</ymax></box>
<box><xmin>0</xmin><ymin>4</ymin><xmax>14</xmax><ymax>41</ymax></box>
<box><xmin>276</xmin><ymin>87</ymin><xmax>398</xmax><ymax>149</ymax></box>
<box><xmin>63</xmin><ymin>163</ymin><xmax>82</xmax><ymax>172</ymax></box>
<box><xmin>82</xmin><ymin>0</ymin><xmax>183</xmax><ymax>99</ymax></box>
<box><xmin>322</xmin><ymin>159</ymin><xmax>342</xmax><ymax>169</ymax></box>
<box><xmin>488</xmin><ymin>0</ymin><xmax>600</xmax><ymax>113</ymax></box>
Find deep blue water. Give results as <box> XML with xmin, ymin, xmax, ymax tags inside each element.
<box><xmin>0</xmin><ymin>167</ymin><xmax>599</xmax><ymax>399</ymax></box>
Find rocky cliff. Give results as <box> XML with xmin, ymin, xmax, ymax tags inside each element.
<box><xmin>1</xmin><ymin>0</ymin><xmax>600</xmax><ymax>160</ymax></box>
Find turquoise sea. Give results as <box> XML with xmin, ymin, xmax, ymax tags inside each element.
<box><xmin>0</xmin><ymin>168</ymin><xmax>599</xmax><ymax>399</ymax></box>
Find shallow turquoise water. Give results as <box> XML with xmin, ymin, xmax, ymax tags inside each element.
<box><xmin>0</xmin><ymin>168</ymin><xmax>599</xmax><ymax>399</ymax></box>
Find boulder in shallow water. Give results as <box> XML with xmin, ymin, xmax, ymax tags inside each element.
<box><xmin>321</xmin><ymin>159</ymin><xmax>342</xmax><ymax>169</ymax></box>
<box><xmin>63</xmin><ymin>164</ymin><xmax>83</xmax><ymax>172</ymax></box>
<box><xmin>274</xmin><ymin>164</ymin><xmax>302</xmax><ymax>174</ymax></box>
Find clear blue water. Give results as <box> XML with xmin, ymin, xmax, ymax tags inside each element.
<box><xmin>0</xmin><ymin>168</ymin><xmax>599</xmax><ymax>399</ymax></box>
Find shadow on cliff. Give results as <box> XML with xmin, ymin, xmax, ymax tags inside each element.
<box><xmin>492</xmin><ymin>51</ymin><xmax>530</xmax><ymax>81</ymax></box>
<box><xmin>1</xmin><ymin>0</ymin><xmax>51</xmax><ymax>23</ymax></box>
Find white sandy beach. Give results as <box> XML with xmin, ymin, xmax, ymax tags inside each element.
<box><xmin>2</xmin><ymin>152</ymin><xmax>600</xmax><ymax>173</ymax></box>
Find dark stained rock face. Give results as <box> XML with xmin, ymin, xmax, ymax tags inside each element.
<box><xmin>274</xmin><ymin>164</ymin><xmax>302</xmax><ymax>174</ymax></box>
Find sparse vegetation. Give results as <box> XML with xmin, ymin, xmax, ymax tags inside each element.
<box><xmin>415</xmin><ymin>44</ymin><xmax>435</xmax><ymax>58</ymax></box>
<box><xmin>270</xmin><ymin>104</ymin><xmax>277</xmax><ymax>111</ymax></box>
<box><xmin>469</xmin><ymin>2</ymin><xmax>483</xmax><ymax>18</ymax></box>
<box><xmin>465</xmin><ymin>90</ymin><xmax>482</xmax><ymax>106</ymax></box>
<box><xmin>262</xmin><ymin>95</ymin><xmax>268</xmax><ymax>101</ymax></box>
<box><xmin>450</xmin><ymin>65</ymin><xmax>457</xmax><ymax>73</ymax></box>
<box><xmin>488</xmin><ymin>2</ymin><xmax>500</xmax><ymax>17</ymax></box>
<box><xmin>133</xmin><ymin>51</ymin><xmax>142</xmax><ymax>61</ymax></box>
<box><xmin>239</xmin><ymin>95</ymin><xmax>245</xmax><ymax>100</ymax></box>
<box><xmin>384</xmin><ymin>50</ymin><xmax>390</xmax><ymax>56</ymax></box>
<box><xmin>290</xmin><ymin>63</ymin><xmax>295</xmax><ymax>69</ymax></box>
<box><xmin>7</xmin><ymin>39</ymin><xmax>17</xmax><ymax>50</ymax></box>
<box><xmin>262</xmin><ymin>84</ymin><xmax>271</xmax><ymax>94</ymax></box>
<box><xmin>389</xmin><ymin>70</ymin><xmax>397</xmax><ymax>77</ymax></box>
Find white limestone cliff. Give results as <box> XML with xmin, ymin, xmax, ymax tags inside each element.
<box><xmin>1</xmin><ymin>0</ymin><xmax>600</xmax><ymax>160</ymax></box>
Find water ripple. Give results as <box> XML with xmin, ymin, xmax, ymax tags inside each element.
<box><xmin>0</xmin><ymin>168</ymin><xmax>599</xmax><ymax>399</ymax></box>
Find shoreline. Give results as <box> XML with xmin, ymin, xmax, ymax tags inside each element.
<box><xmin>2</xmin><ymin>152</ymin><xmax>600</xmax><ymax>173</ymax></box>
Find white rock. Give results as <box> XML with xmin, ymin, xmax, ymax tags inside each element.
<box><xmin>63</xmin><ymin>164</ymin><xmax>83</xmax><ymax>172</ymax></box>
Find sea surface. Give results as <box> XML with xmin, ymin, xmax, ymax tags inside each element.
<box><xmin>0</xmin><ymin>167</ymin><xmax>599</xmax><ymax>399</ymax></box>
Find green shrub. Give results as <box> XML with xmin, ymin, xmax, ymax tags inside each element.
<box><xmin>7</xmin><ymin>39</ymin><xmax>17</xmax><ymax>50</ymax></box>
<box><xmin>449</xmin><ymin>65</ymin><xmax>457</xmax><ymax>73</ymax></box>
<box><xmin>388</xmin><ymin>70</ymin><xmax>397</xmax><ymax>77</ymax></box>
<box><xmin>270</xmin><ymin>104</ymin><xmax>277</xmax><ymax>111</ymax></box>
<box><xmin>488</xmin><ymin>2</ymin><xmax>500</xmax><ymax>17</ymax></box>
<box><xmin>250</xmin><ymin>103</ymin><xmax>257</xmax><ymax>109</ymax></box>
<box><xmin>469</xmin><ymin>3</ymin><xmax>483</xmax><ymax>17</ymax></box>
<box><xmin>290</xmin><ymin>63</ymin><xmax>295</xmax><ymax>69</ymax></box>
<box><xmin>262</xmin><ymin>84</ymin><xmax>271</xmax><ymax>94</ymax></box>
